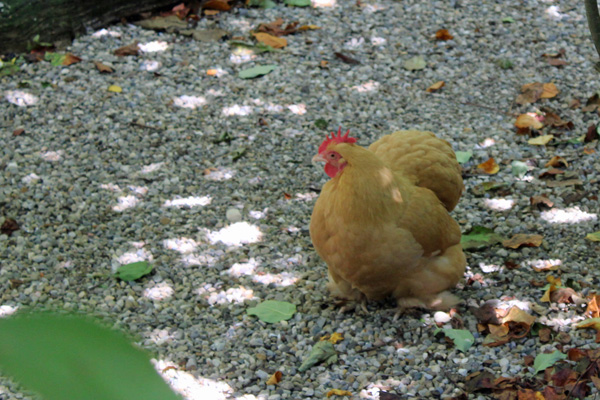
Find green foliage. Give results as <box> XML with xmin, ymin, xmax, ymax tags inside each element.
<box><xmin>44</xmin><ymin>52</ymin><xmax>66</xmax><ymax>66</ymax></box>
<box><xmin>314</xmin><ymin>118</ymin><xmax>329</xmax><ymax>130</ymax></box>
<box><xmin>285</xmin><ymin>0</ymin><xmax>311</xmax><ymax>6</ymax></box>
<box><xmin>455</xmin><ymin>151</ymin><xmax>472</xmax><ymax>164</ymax></box>
<box><xmin>461</xmin><ymin>226</ymin><xmax>503</xmax><ymax>250</ymax></box>
<box><xmin>0</xmin><ymin>313</ymin><xmax>181</xmax><ymax>400</ymax></box>
<box><xmin>298</xmin><ymin>341</ymin><xmax>337</xmax><ymax>371</ymax></box>
<box><xmin>247</xmin><ymin>0</ymin><xmax>277</xmax><ymax>9</ymax></box>
<box><xmin>533</xmin><ymin>350</ymin><xmax>566</xmax><ymax>374</ymax></box>
<box><xmin>511</xmin><ymin>161</ymin><xmax>528</xmax><ymax>178</ymax></box>
<box><xmin>435</xmin><ymin>329</ymin><xmax>475</xmax><ymax>352</ymax></box>
<box><xmin>114</xmin><ymin>261</ymin><xmax>153</xmax><ymax>281</ymax></box>
<box><xmin>247</xmin><ymin>300</ymin><xmax>296</xmax><ymax>323</ymax></box>
<box><xmin>238</xmin><ymin>65</ymin><xmax>277</xmax><ymax>79</ymax></box>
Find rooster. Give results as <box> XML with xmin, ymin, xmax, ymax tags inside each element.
<box><xmin>310</xmin><ymin>127</ymin><xmax>466</xmax><ymax>312</ymax></box>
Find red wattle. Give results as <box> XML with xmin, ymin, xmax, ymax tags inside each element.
<box><xmin>324</xmin><ymin>163</ymin><xmax>339</xmax><ymax>178</ymax></box>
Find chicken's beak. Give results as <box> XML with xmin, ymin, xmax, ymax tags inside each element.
<box><xmin>312</xmin><ymin>154</ymin><xmax>327</xmax><ymax>164</ymax></box>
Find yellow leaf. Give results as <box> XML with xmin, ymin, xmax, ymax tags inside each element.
<box><xmin>326</xmin><ymin>389</ymin><xmax>352</xmax><ymax>397</ymax></box>
<box><xmin>541</xmin><ymin>82</ymin><xmax>559</xmax><ymax>98</ymax></box>
<box><xmin>477</xmin><ymin>158</ymin><xmax>499</xmax><ymax>174</ymax></box>
<box><xmin>528</xmin><ymin>135</ymin><xmax>554</xmax><ymax>145</ymax></box>
<box><xmin>501</xmin><ymin>306</ymin><xmax>536</xmax><ymax>326</ymax></box>
<box><xmin>535</xmin><ymin>392</ymin><xmax>545</xmax><ymax>400</ymax></box>
<box><xmin>298</xmin><ymin>24</ymin><xmax>321</xmax><ymax>31</ymax></box>
<box><xmin>575</xmin><ymin>317</ymin><xmax>600</xmax><ymax>330</ymax></box>
<box><xmin>426</xmin><ymin>81</ymin><xmax>445</xmax><ymax>92</ymax></box>
<box><xmin>253</xmin><ymin>32</ymin><xmax>287</xmax><ymax>48</ymax></box>
<box><xmin>541</xmin><ymin>276</ymin><xmax>562</xmax><ymax>303</ymax></box>
<box><xmin>107</xmin><ymin>85</ymin><xmax>122</xmax><ymax>93</ymax></box>
<box><xmin>515</xmin><ymin>113</ymin><xmax>543</xmax><ymax>130</ymax></box>
<box><xmin>328</xmin><ymin>332</ymin><xmax>344</xmax><ymax>344</ymax></box>
<box><xmin>585</xmin><ymin>231</ymin><xmax>600</xmax><ymax>242</ymax></box>
<box><xmin>545</xmin><ymin>155</ymin><xmax>568</xmax><ymax>168</ymax></box>
<box><xmin>266</xmin><ymin>370</ymin><xmax>282</xmax><ymax>385</ymax></box>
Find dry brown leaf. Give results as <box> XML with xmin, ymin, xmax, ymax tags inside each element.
<box><xmin>586</xmin><ymin>294</ymin><xmax>600</xmax><ymax>318</ymax></box>
<box><xmin>0</xmin><ymin>218</ymin><xmax>19</xmax><ymax>236</ymax></box>
<box><xmin>539</xmin><ymin>168</ymin><xmax>565</xmax><ymax>179</ymax></box>
<box><xmin>569</xmin><ymin>98</ymin><xmax>581</xmax><ymax>109</ymax></box>
<box><xmin>517</xmin><ymin>82</ymin><xmax>559</xmax><ymax>104</ymax></box>
<box><xmin>203</xmin><ymin>0</ymin><xmax>231</xmax><ymax>11</ymax></box>
<box><xmin>546</xmin><ymin>179</ymin><xmax>583</xmax><ymax>188</ymax></box>
<box><xmin>257</xmin><ymin>18</ymin><xmax>299</xmax><ymax>36</ymax></box>
<box><xmin>541</xmin><ymin>82</ymin><xmax>559</xmax><ymax>98</ymax></box>
<box><xmin>583</xmin><ymin>94</ymin><xmax>600</xmax><ymax>112</ymax></box>
<box><xmin>297</xmin><ymin>24</ymin><xmax>321</xmax><ymax>31</ymax></box>
<box><xmin>114</xmin><ymin>42</ymin><xmax>139</xmax><ymax>56</ymax></box>
<box><xmin>266</xmin><ymin>371</ymin><xmax>282</xmax><ymax>385</ymax></box>
<box><xmin>426</xmin><ymin>81</ymin><xmax>445</xmax><ymax>92</ymax></box>
<box><xmin>12</xmin><ymin>128</ymin><xmax>25</xmax><ymax>136</ymax></box>
<box><xmin>584</xmin><ymin>147</ymin><xmax>596</xmax><ymax>155</ymax></box>
<box><xmin>530</xmin><ymin>195</ymin><xmax>553</xmax><ymax>209</ymax></box>
<box><xmin>528</xmin><ymin>135</ymin><xmax>554</xmax><ymax>145</ymax></box>
<box><xmin>586</xmin><ymin>124</ymin><xmax>600</xmax><ymax>142</ymax></box>
<box><xmin>545</xmin><ymin>155</ymin><xmax>568</xmax><ymax>168</ymax></box>
<box><xmin>541</xmin><ymin>276</ymin><xmax>561</xmax><ymax>302</ymax></box>
<box><xmin>204</xmin><ymin>9</ymin><xmax>220</xmax><ymax>15</ymax></box>
<box><xmin>253</xmin><ymin>32</ymin><xmax>287</xmax><ymax>48</ymax></box>
<box><xmin>515</xmin><ymin>113</ymin><xmax>543</xmax><ymax>130</ymax></box>
<box><xmin>477</xmin><ymin>158</ymin><xmax>499</xmax><ymax>174</ymax></box>
<box><xmin>529</xmin><ymin>259</ymin><xmax>560</xmax><ymax>272</ymax></box>
<box><xmin>538</xmin><ymin>327</ymin><xmax>551</xmax><ymax>343</ymax></box>
<box><xmin>435</xmin><ymin>29</ymin><xmax>453</xmax><ymax>41</ymax></box>
<box><xmin>283</xmin><ymin>192</ymin><xmax>292</xmax><ymax>200</ymax></box>
<box><xmin>63</xmin><ymin>53</ymin><xmax>82</xmax><ymax>66</ymax></box>
<box><xmin>541</xmin><ymin>108</ymin><xmax>574</xmax><ymax>130</ymax></box>
<box><xmin>502</xmin><ymin>234</ymin><xmax>543</xmax><ymax>249</ymax></box>
<box><xmin>326</xmin><ymin>389</ymin><xmax>352</xmax><ymax>397</ymax></box>
<box><xmin>548</xmin><ymin>58</ymin><xmax>568</xmax><ymax>66</ymax></box>
<box><xmin>550</xmin><ymin>287</ymin><xmax>578</xmax><ymax>304</ymax></box>
<box><xmin>320</xmin><ymin>60</ymin><xmax>329</xmax><ymax>68</ymax></box>
<box><xmin>94</xmin><ymin>61</ymin><xmax>113</xmax><ymax>73</ymax></box>
<box><xmin>334</xmin><ymin>52</ymin><xmax>360</xmax><ymax>65</ymax></box>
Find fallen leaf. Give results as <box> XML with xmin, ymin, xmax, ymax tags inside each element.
<box><xmin>328</xmin><ymin>332</ymin><xmax>344</xmax><ymax>344</ymax></box>
<box><xmin>204</xmin><ymin>9</ymin><xmax>220</xmax><ymax>15</ymax></box>
<box><xmin>586</xmin><ymin>232</ymin><xmax>600</xmax><ymax>242</ymax></box>
<box><xmin>299</xmin><ymin>341</ymin><xmax>337</xmax><ymax>372</ymax></box>
<box><xmin>585</xmin><ymin>294</ymin><xmax>600</xmax><ymax>319</ymax></box>
<box><xmin>503</xmin><ymin>234</ymin><xmax>543</xmax><ymax>249</ymax></box>
<box><xmin>206</xmin><ymin>69</ymin><xmax>219</xmax><ymax>76</ymax></box>
<box><xmin>107</xmin><ymin>85</ymin><xmax>122</xmax><ymax>93</ymax></box>
<box><xmin>203</xmin><ymin>0</ymin><xmax>231</xmax><ymax>11</ymax></box>
<box><xmin>541</xmin><ymin>276</ymin><xmax>562</xmax><ymax>303</ymax></box>
<box><xmin>404</xmin><ymin>56</ymin><xmax>426</xmax><ymax>71</ymax></box>
<box><xmin>541</xmin><ymin>83</ymin><xmax>559</xmax><ymax>98</ymax></box>
<box><xmin>515</xmin><ymin>113</ymin><xmax>543</xmax><ymax>131</ymax></box>
<box><xmin>238</xmin><ymin>65</ymin><xmax>277</xmax><ymax>79</ymax></box>
<box><xmin>477</xmin><ymin>158</ymin><xmax>499</xmax><ymax>174</ymax></box>
<box><xmin>585</xmin><ymin>124</ymin><xmax>600</xmax><ymax>142</ymax></box>
<box><xmin>266</xmin><ymin>371</ymin><xmax>282</xmax><ymax>385</ymax></box>
<box><xmin>114</xmin><ymin>42</ymin><xmax>139</xmax><ymax>56</ymax></box>
<box><xmin>517</xmin><ymin>82</ymin><xmax>559</xmax><ymax>104</ymax></box>
<box><xmin>435</xmin><ymin>29</ymin><xmax>453</xmax><ymax>41</ymax></box>
<box><xmin>550</xmin><ymin>287</ymin><xmax>579</xmax><ymax>304</ymax></box>
<box><xmin>541</xmin><ymin>108</ymin><xmax>574</xmax><ymax>130</ymax></box>
<box><xmin>583</xmin><ymin>93</ymin><xmax>600</xmax><ymax>112</ymax></box>
<box><xmin>548</xmin><ymin>58</ymin><xmax>568</xmax><ymax>66</ymax></box>
<box><xmin>539</xmin><ymin>168</ymin><xmax>565</xmax><ymax>179</ymax></box>
<box><xmin>12</xmin><ymin>128</ymin><xmax>25</xmax><ymax>136</ymax></box>
<box><xmin>285</xmin><ymin>0</ymin><xmax>311</xmax><ymax>6</ymax></box>
<box><xmin>529</xmin><ymin>259</ymin><xmax>560</xmax><ymax>272</ymax></box>
<box><xmin>527</xmin><ymin>135</ymin><xmax>554</xmax><ymax>145</ymax></box>
<box><xmin>253</xmin><ymin>32</ymin><xmax>287</xmax><ymax>48</ymax></box>
<box><xmin>461</xmin><ymin>226</ymin><xmax>503</xmax><ymax>250</ymax></box>
<box><xmin>534</xmin><ymin>351</ymin><xmax>567</xmax><ymax>374</ymax></box>
<box><xmin>584</xmin><ymin>147</ymin><xmax>596</xmax><ymax>154</ymax></box>
<box><xmin>246</xmin><ymin>300</ymin><xmax>296</xmax><ymax>323</ymax></box>
<box><xmin>62</xmin><ymin>53</ymin><xmax>82</xmax><ymax>66</ymax></box>
<box><xmin>326</xmin><ymin>389</ymin><xmax>352</xmax><ymax>397</ymax></box>
<box><xmin>334</xmin><ymin>52</ymin><xmax>360</xmax><ymax>65</ymax></box>
<box><xmin>538</xmin><ymin>327</ymin><xmax>552</xmax><ymax>343</ymax></box>
<box><xmin>545</xmin><ymin>155</ymin><xmax>568</xmax><ymax>168</ymax></box>
<box><xmin>256</xmin><ymin>18</ymin><xmax>297</xmax><ymax>36</ymax></box>
<box><xmin>426</xmin><ymin>80</ymin><xmax>445</xmax><ymax>92</ymax></box>
<box><xmin>546</xmin><ymin>179</ymin><xmax>583</xmax><ymax>188</ymax></box>
<box><xmin>569</xmin><ymin>98</ymin><xmax>581</xmax><ymax>109</ymax></box>
<box><xmin>511</xmin><ymin>161</ymin><xmax>529</xmax><ymax>178</ymax></box>
<box><xmin>136</xmin><ymin>15</ymin><xmax>189</xmax><ymax>31</ymax></box>
<box><xmin>1</xmin><ymin>218</ymin><xmax>19</xmax><ymax>236</ymax></box>
<box><xmin>575</xmin><ymin>318</ymin><xmax>600</xmax><ymax>331</ymax></box>
<box><xmin>94</xmin><ymin>61</ymin><xmax>113</xmax><ymax>73</ymax></box>
<box><xmin>455</xmin><ymin>151</ymin><xmax>472</xmax><ymax>164</ymax></box>
<box><xmin>473</xmin><ymin>301</ymin><xmax>502</xmax><ymax>325</ymax></box>
<box><xmin>114</xmin><ymin>261</ymin><xmax>153</xmax><ymax>281</ymax></box>
<box><xmin>297</xmin><ymin>24</ymin><xmax>321</xmax><ymax>31</ymax></box>
<box><xmin>181</xmin><ymin>28</ymin><xmax>228</xmax><ymax>42</ymax></box>
<box><xmin>436</xmin><ymin>328</ymin><xmax>474</xmax><ymax>352</ymax></box>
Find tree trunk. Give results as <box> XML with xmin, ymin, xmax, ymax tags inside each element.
<box><xmin>0</xmin><ymin>0</ymin><xmax>179</xmax><ymax>54</ymax></box>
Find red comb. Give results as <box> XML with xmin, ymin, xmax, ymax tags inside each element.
<box><xmin>318</xmin><ymin>126</ymin><xmax>357</xmax><ymax>153</ymax></box>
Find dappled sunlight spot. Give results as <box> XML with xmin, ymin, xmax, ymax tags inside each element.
<box><xmin>207</xmin><ymin>88</ymin><xmax>224</xmax><ymax>97</ymax></box>
<box><xmin>173</xmin><ymin>95</ymin><xmax>207</xmax><ymax>109</ymax></box>
<box><xmin>313</xmin><ymin>0</ymin><xmax>337</xmax><ymax>7</ymax></box>
<box><xmin>543</xmin><ymin>315</ymin><xmax>585</xmax><ymax>330</ymax></box>
<box><xmin>92</xmin><ymin>28</ymin><xmax>121</xmax><ymax>38</ymax></box>
<box><xmin>140</xmin><ymin>162</ymin><xmax>164</xmax><ymax>174</ymax></box>
<box><xmin>226</xmin><ymin>18</ymin><xmax>252</xmax><ymax>31</ymax></box>
<box><xmin>479</xmin><ymin>263</ymin><xmax>501</xmax><ymax>273</ymax></box>
<box><xmin>144</xmin><ymin>282</ymin><xmax>175</xmax><ymax>301</ymax></box>
<box><xmin>545</xmin><ymin>5</ymin><xmax>565</xmax><ymax>20</ymax></box>
<box><xmin>222</xmin><ymin>104</ymin><xmax>253</xmax><ymax>116</ymax></box>
<box><xmin>40</xmin><ymin>150</ymin><xmax>63</xmax><ymax>162</ymax></box>
<box><xmin>484</xmin><ymin>198</ymin><xmax>515</xmax><ymax>211</ymax></box>
<box><xmin>204</xmin><ymin>167</ymin><xmax>235</xmax><ymax>181</ymax></box>
<box><xmin>527</xmin><ymin>259</ymin><xmax>562</xmax><ymax>270</ymax></box>
<box><xmin>100</xmin><ymin>183</ymin><xmax>122</xmax><ymax>192</ymax></box>
<box><xmin>253</xmin><ymin>272</ymin><xmax>299</xmax><ymax>287</ymax></box>
<box><xmin>0</xmin><ymin>305</ymin><xmax>18</xmax><ymax>318</ymax></box>
<box><xmin>207</xmin><ymin>222</ymin><xmax>262</xmax><ymax>246</ymax></box>
<box><xmin>360</xmin><ymin>378</ymin><xmax>403</xmax><ymax>399</ymax></box>
<box><xmin>363</xmin><ymin>3</ymin><xmax>386</xmax><ymax>13</ymax></box>
<box><xmin>181</xmin><ymin>252</ymin><xmax>216</xmax><ymax>267</ymax></box>
<box><xmin>115</xmin><ymin>248</ymin><xmax>153</xmax><ymax>271</ymax></box>
<box><xmin>163</xmin><ymin>196</ymin><xmax>211</xmax><ymax>208</ymax></box>
<box><xmin>139</xmin><ymin>41</ymin><xmax>169</xmax><ymax>53</ymax></box>
<box><xmin>112</xmin><ymin>195</ymin><xmax>139</xmax><ymax>212</ymax></box>
<box><xmin>265</xmin><ymin>103</ymin><xmax>283</xmax><ymax>112</ymax></box>
<box><xmin>295</xmin><ymin>192</ymin><xmax>318</xmax><ymax>201</ymax></box>
<box><xmin>496</xmin><ymin>298</ymin><xmax>532</xmax><ymax>312</ymax></box>
<box><xmin>207</xmin><ymin>68</ymin><xmax>228</xmax><ymax>78</ymax></box>
<box><xmin>541</xmin><ymin>207</ymin><xmax>597</xmax><ymax>224</ymax></box>
<box><xmin>129</xmin><ymin>185</ymin><xmax>148</xmax><ymax>196</ymax></box>
<box><xmin>371</xmin><ymin>36</ymin><xmax>386</xmax><ymax>46</ymax></box>
<box><xmin>130</xmin><ymin>241</ymin><xmax>146</xmax><ymax>249</ymax></box>
<box><xmin>140</xmin><ymin>60</ymin><xmax>161</xmax><ymax>71</ymax></box>
<box><xmin>249</xmin><ymin>208</ymin><xmax>268</xmax><ymax>219</ymax></box>
<box><xmin>230</xmin><ymin>48</ymin><xmax>256</xmax><ymax>64</ymax></box>
<box><xmin>286</xmin><ymin>225</ymin><xmax>300</xmax><ymax>233</ymax></box>
<box><xmin>287</xmin><ymin>104</ymin><xmax>307</xmax><ymax>115</ymax></box>
<box><xmin>163</xmin><ymin>237</ymin><xmax>199</xmax><ymax>254</ymax></box>
<box><xmin>153</xmin><ymin>360</ymin><xmax>233</xmax><ymax>400</ymax></box>
<box><xmin>148</xmin><ymin>329</ymin><xmax>176</xmax><ymax>345</ymax></box>
<box><xmin>477</xmin><ymin>138</ymin><xmax>495</xmax><ymax>148</ymax></box>
<box><xmin>224</xmin><ymin>258</ymin><xmax>258</xmax><ymax>277</ymax></box>
<box><xmin>22</xmin><ymin>173</ymin><xmax>41</xmax><ymax>184</ymax></box>
<box><xmin>345</xmin><ymin>37</ymin><xmax>365</xmax><ymax>49</ymax></box>
<box><xmin>5</xmin><ymin>90</ymin><xmax>39</xmax><ymax>106</ymax></box>
<box><xmin>352</xmin><ymin>80</ymin><xmax>380</xmax><ymax>93</ymax></box>
<box><xmin>198</xmin><ymin>285</ymin><xmax>257</xmax><ymax>305</ymax></box>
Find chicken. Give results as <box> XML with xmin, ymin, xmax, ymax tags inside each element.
<box><xmin>309</xmin><ymin>127</ymin><xmax>466</xmax><ymax>311</ymax></box>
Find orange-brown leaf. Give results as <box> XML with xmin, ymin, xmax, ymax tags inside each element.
<box><xmin>530</xmin><ymin>195</ymin><xmax>553</xmax><ymax>210</ymax></box>
<box><xmin>435</xmin><ymin>29</ymin><xmax>453</xmax><ymax>41</ymax></box>
<box><xmin>515</xmin><ymin>113</ymin><xmax>543</xmax><ymax>130</ymax></box>
<box><xmin>426</xmin><ymin>81</ymin><xmax>445</xmax><ymax>92</ymax></box>
<box><xmin>586</xmin><ymin>294</ymin><xmax>600</xmax><ymax>318</ymax></box>
<box><xmin>63</xmin><ymin>53</ymin><xmax>82</xmax><ymax>66</ymax></box>
<box><xmin>502</xmin><ymin>234</ymin><xmax>543</xmax><ymax>249</ymax></box>
<box><xmin>545</xmin><ymin>155</ymin><xmax>568</xmax><ymax>168</ymax></box>
<box><xmin>114</xmin><ymin>42</ymin><xmax>139</xmax><ymax>56</ymax></box>
<box><xmin>326</xmin><ymin>389</ymin><xmax>352</xmax><ymax>397</ymax></box>
<box><xmin>477</xmin><ymin>158</ymin><xmax>499</xmax><ymax>174</ymax></box>
<box><xmin>253</xmin><ymin>32</ymin><xmax>287</xmax><ymax>48</ymax></box>
<box><xmin>94</xmin><ymin>61</ymin><xmax>113</xmax><ymax>73</ymax></box>
<box><xmin>203</xmin><ymin>0</ymin><xmax>231</xmax><ymax>11</ymax></box>
<box><xmin>266</xmin><ymin>371</ymin><xmax>282</xmax><ymax>385</ymax></box>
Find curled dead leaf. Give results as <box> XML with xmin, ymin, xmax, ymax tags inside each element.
<box><xmin>502</xmin><ymin>234</ymin><xmax>543</xmax><ymax>249</ymax></box>
<box><xmin>326</xmin><ymin>389</ymin><xmax>352</xmax><ymax>397</ymax></box>
<box><xmin>530</xmin><ymin>195</ymin><xmax>553</xmax><ymax>210</ymax></box>
<box><xmin>203</xmin><ymin>0</ymin><xmax>231</xmax><ymax>11</ymax></box>
<box><xmin>253</xmin><ymin>32</ymin><xmax>287</xmax><ymax>48</ymax></box>
<box><xmin>114</xmin><ymin>42</ymin><xmax>139</xmax><ymax>56</ymax></box>
<box><xmin>527</xmin><ymin>135</ymin><xmax>554</xmax><ymax>145</ymax></box>
<box><xmin>515</xmin><ymin>113</ymin><xmax>543</xmax><ymax>131</ymax></box>
<box><xmin>266</xmin><ymin>371</ymin><xmax>282</xmax><ymax>385</ymax></box>
<box><xmin>63</xmin><ymin>53</ymin><xmax>82</xmax><ymax>66</ymax></box>
<box><xmin>435</xmin><ymin>29</ymin><xmax>453</xmax><ymax>41</ymax></box>
<box><xmin>477</xmin><ymin>158</ymin><xmax>499</xmax><ymax>174</ymax></box>
<box><xmin>550</xmin><ymin>287</ymin><xmax>579</xmax><ymax>304</ymax></box>
<box><xmin>545</xmin><ymin>155</ymin><xmax>568</xmax><ymax>168</ymax></box>
<box><xmin>94</xmin><ymin>61</ymin><xmax>113</xmax><ymax>73</ymax></box>
<box><xmin>426</xmin><ymin>81</ymin><xmax>445</xmax><ymax>92</ymax></box>
<box><xmin>586</xmin><ymin>294</ymin><xmax>600</xmax><ymax>318</ymax></box>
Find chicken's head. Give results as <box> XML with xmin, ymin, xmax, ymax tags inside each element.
<box><xmin>313</xmin><ymin>127</ymin><xmax>357</xmax><ymax>178</ymax></box>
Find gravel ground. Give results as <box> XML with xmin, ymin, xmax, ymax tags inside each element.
<box><xmin>1</xmin><ymin>0</ymin><xmax>600</xmax><ymax>398</ymax></box>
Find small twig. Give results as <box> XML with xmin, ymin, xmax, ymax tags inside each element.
<box><xmin>355</xmin><ymin>343</ymin><xmax>388</xmax><ymax>354</ymax></box>
<box><xmin>564</xmin><ymin>356</ymin><xmax>599</xmax><ymax>400</ymax></box>
<box><xmin>129</xmin><ymin>121</ymin><xmax>162</xmax><ymax>131</ymax></box>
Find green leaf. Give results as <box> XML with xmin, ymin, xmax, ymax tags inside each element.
<box><xmin>247</xmin><ymin>0</ymin><xmax>277</xmax><ymax>8</ymax></box>
<box><xmin>247</xmin><ymin>300</ymin><xmax>296</xmax><ymax>323</ymax></box>
<box><xmin>455</xmin><ymin>151</ymin><xmax>472</xmax><ymax>164</ymax></box>
<box><xmin>511</xmin><ymin>161</ymin><xmax>529</xmax><ymax>178</ymax></box>
<box><xmin>0</xmin><ymin>63</ymin><xmax>20</xmax><ymax>76</ymax></box>
<box><xmin>533</xmin><ymin>350</ymin><xmax>566</xmax><ymax>374</ymax></box>
<box><xmin>586</xmin><ymin>231</ymin><xmax>600</xmax><ymax>242</ymax></box>
<box><xmin>403</xmin><ymin>56</ymin><xmax>426</xmax><ymax>71</ymax></box>
<box><xmin>285</xmin><ymin>0</ymin><xmax>311</xmax><ymax>6</ymax></box>
<box><xmin>497</xmin><ymin>58</ymin><xmax>514</xmax><ymax>69</ymax></box>
<box><xmin>0</xmin><ymin>313</ymin><xmax>181</xmax><ymax>400</ymax></box>
<box><xmin>502</xmin><ymin>17</ymin><xmax>515</xmax><ymax>23</ymax></box>
<box><xmin>114</xmin><ymin>261</ymin><xmax>153</xmax><ymax>281</ymax></box>
<box><xmin>238</xmin><ymin>65</ymin><xmax>277</xmax><ymax>79</ymax></box>
<box><xmin>314</xmin><ymin>118</ymin><xmax>328</xmax><ymax>129</ymax></box>
<box><xmin>44</xmin><ymin>52</ymin><xmax>66</xmax><ymax>67</ymax></box>
<box><xmin>298</xmin><ymin>341</ymin><xmax>337</xmax><ymax>372</ymax></box>
<box><xmin>435</xmin><ymin>329</ymin><xmax>474</xmax><ymax>352</ymax></box>
<box><xmin>231</xmin><ymin>147</ymin><xmax>247</xmax><ymax>161</ymax></box>
<box><xmin>461</xmin><ymin>226</ymin><xmax>503</xmax><ymax>250</ymax></box>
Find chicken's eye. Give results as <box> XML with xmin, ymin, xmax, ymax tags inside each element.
<box><xmin>329</xmin><ymin>153</ymin><xmax>336</xmax><ymax>159</ymax></box>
